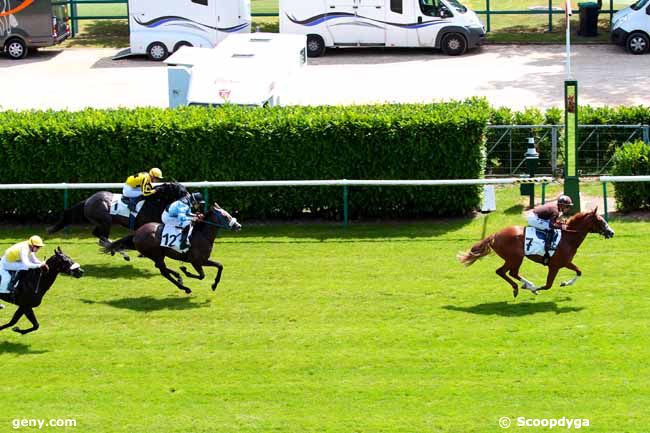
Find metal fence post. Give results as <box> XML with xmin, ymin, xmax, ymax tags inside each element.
<box><xmin>643</xmin><ymin>125</ymin><xmax>649</xmax><ymax>144</ymax></box>
<box><xmin>551</xmin><ymin>126</ymin><xmax>558</xmax><ymax>177</ymax></box>
<box><xmin>343</xmin><ymin>184</ymin><xmax>349</xmax><ymax>227</ymax></box>
<box><xmin>602</xmin><ymin>181</ymin><xmax>609</xmax><ymax>221</ymax></box>
<box><xmin>63</xmin><ymin>187</ymin><xmax>69</xmax><ymax>210</ymax></box>
<box><xmin>541</xmin><ymin>182</ymin><xmax>546</xmax><ymax>204</ymax></box>
<box><xmin>485</xmin><ymin>0</ymin><xmax>491</xmax><ymax>32</ymax></box>
<box><xmin>203</xmin><ymin>187</ymin><xmax>209</xmax><ymax>213</ymax></box>
<box><xmin>548</xmin><ymin>0</ymin><xmax>553</xmax><ymax>32</ymax></box>
<box><xmin>70</xmin><ymin>0</ymin><xmax>77</xmax><ymax>37</ymax></box>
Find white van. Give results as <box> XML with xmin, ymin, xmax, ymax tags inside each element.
<box><xmin>165</xmin><ymin>33</ymin><xmax>307</xmax><ymax>107</ymax></box>
<box><xmin>611</xmin><ymin>0</ymin><xmax>650</xmax><ymax>54</ymax></box>
<box><xmin>279</xmin><ymin>0</ymin><xmax>485</xmax><ymax>57</ymax></box>
<box><xmin>116</xmin><ymin>0</ymin><xmax>251</xmax><ymax>61</ymax></box>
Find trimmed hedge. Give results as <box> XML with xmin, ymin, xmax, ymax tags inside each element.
<box><xmin>611</xmin><ymin>141</ymin><xmax>650</xmax><ymax>212</ymax></box>
<box><xmin>0</xmin><ymin>101</ymin><xmax>489</xmax><ymax>221</ymax></box>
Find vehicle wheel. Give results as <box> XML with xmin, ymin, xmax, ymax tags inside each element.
<box><xmin>626</xmin><ymin>32</ymin><xmax>649</xmax><ymax>55</ymax></box>
<box><xmin>173</xmin><ymin>41</ymin><xmax>192</xmax><ymax>52</ymax></box>
<box><xmin>147</xmin><ymin>41</ymin><xmax>169</xmax><ymax>61</ymax></box>
<box><xmin>5</xmin><ymin>38</ymin><xmax>27</xmax><ymax>60</ymax></box>
<box><xmin>306</xmin><ymin>35</ymin><xmax>325</xmax><ymax>58</ymax></box>
<box><xmin>441</xmin><ymin>33</ymin><xmax>467</xmax><ymax>56</ymax></box>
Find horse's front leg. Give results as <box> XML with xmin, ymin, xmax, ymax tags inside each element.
<box><xmin>179</xmin><ymin>264</ymin><xmax>205</xmax><ymax>280</ymax></box>
<box><xmin>12</xmin><ymin>307</ymin><xmax>39</xmax><ymax>335</ymax></box>
<box><xmin>534</xmin><ymin>266</ymin><xmax>560</xmax><ymax>293</ymax></box>
<box><xmin>0</xmin><ymin>307</ymin><xmax>24</xmax><ymax>331</ymax></box>
<box><xmin>201</xmin><ymin>259</ymin><xmax>224</xmax><ymax>291</ymax></box>
<box><xmin>560</xmin><ymin>262</ymin><xmax>582</xmax><ymax>287</ymax></box>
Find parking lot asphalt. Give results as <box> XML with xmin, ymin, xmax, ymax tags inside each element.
<box><xmin>0</xmin><ymin>44</ymin><xmax>646</xmax><ymax>111</ymax></box>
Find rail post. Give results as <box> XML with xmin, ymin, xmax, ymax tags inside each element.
<box><xmin>541</xmin><ymin>182</ymin><xmax>546</xmax><ymax>204</ymax></box>
<box><xmin>602</xmin><ymin>181</ymin><xmax>609</xmax><ymax>221</ymax></box>
<box><xmin>343</xmin><ymin>183</ymin><xmax>349</xmax><ymax>227</ymax></box>
<box><xmin>203</xmin><ymin>187</ymin><xmax>209</xmax><ymax>213</ymax></box>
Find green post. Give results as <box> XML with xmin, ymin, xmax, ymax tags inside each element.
<box><xmin>63</xmin><ymin>188</ymin><xmax>69</xmax><ymax>209</ymax></box>
<box><xmin>343</xmin><ymin>185</ymin><xmax>349</xmax><ymax>227</ymax></box>
<box><xmin>70</xmin><ymin>0</ymin><xmax>77</xmax><ymax>37</ymax></box>
<box><xmin>541</xmin><ymin>182</ymin><xmax>546</xmax><ymax>204</ymax></box>
<box><xmin>602</xmin><ymin>181</ymin><xmax>609</xmax><ymax>221</ymax></box>
<box><xmin>485</xmin><ymin>0</ymin><xmax>491</xmax><ymax>32</ymax></box>
<box><xmin>203</xmin><ymin>188</ymin><xmax>209</xmax><ymax>213</ymax></box>
<box><xmin>548</xmin><ymin>0</ymin><xmax>553</xmax><ymax>32</ymax></box>
<box><xmin>564</xmin><ymin>80</ymin><xmax>581</xmax><ymax>213</ymax></box>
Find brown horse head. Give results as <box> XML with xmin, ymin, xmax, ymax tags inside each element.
<box><xmin>566</xmin><ymin>208</ymin><xmax>615</xmax><ymax>239</ymax></box>
<box><xmin>207</xmin><ymin>203</ymin><xmax>242</xmax><ymax>232</ymax></box>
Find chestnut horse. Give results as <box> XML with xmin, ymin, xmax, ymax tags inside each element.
<box><xmin>458</xmin><ymin>208</ymin><xmax>615</xmax><ymax>297</ymax></box>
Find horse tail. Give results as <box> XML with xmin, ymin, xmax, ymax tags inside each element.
<box><xmin>102</xmin><ymin>234</ymin><xmax>135</xmax><ymax>255</ymax></box>
<box><xmin>457</xmin><ymin>234</ymin><xmax>495</xmax><ymax>267</ymax></box>
<box><xmin>47</xmin><ymin>200</ymin><xmax>87</xmax><ymax>234</ymax></box>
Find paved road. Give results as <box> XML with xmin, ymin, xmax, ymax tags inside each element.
<box><xmin>0</xmin><ymin>45</ymin><xmax>647</xmax><ymax>111</ymax></box>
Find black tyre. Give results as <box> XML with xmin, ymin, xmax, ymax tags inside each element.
<box><xmin>147</xmin><ymin>41</ymin><xmax>169</xmax><ymax>61</ymax></box>
<box><xmin>306</xmin><ymin>34</ymin><xmax>325</xmax><ymax>58</ymax></box>
<box><xmin>441</xmin><ymin>33</ymin><xmax>467</xmax><ymax>56</ymax></box>
<box><xmin>626</xmin><ymin>32</ymin><xmax>649</xmax><ymax>55</ymax></box>
<box><xmin>5</xmin><ymin>38</ymin><xmax>27</xmax><ymax>60</ymax></box>
<box><xmin>173</xmin><ymin>41</ymin><xmax>193</xmax><ymax>52</ymax></box>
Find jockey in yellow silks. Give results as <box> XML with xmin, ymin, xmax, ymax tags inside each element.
<box><xmin>0</xmin><ymin>236</ymin><xmax>48</xmax><ymax>294</ymax></box>
<box><xmin>123</xmin><ymin>168</ymin><xmax>163</xmax><ymax>212</ymax></box>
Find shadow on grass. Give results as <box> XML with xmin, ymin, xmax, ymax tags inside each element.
<box><xmin>0</xmin><ymin>341</ymin><xmax>48</xmax><ymax>355</ymax></box>
<box><xmin>81</xmin><ymin>296</ymin><xmax>211</xmax><ymax>312</ymax></box>
<box><xmin>503</xmin><ymin>204</ymin><xmax>525</xmax><ymax>215</ymax></box>
<box><xmin>63</xmin><ymin>20</ymin><xmax>128</xmax><ymax>48</ymax></box>
<box><xmin>442</xmin><ymin>299</ymin><xmax>584</xmax><ymax>316</ymax></box>
<box><xmin>80</xmin><ymin>263</ymin><xmax>158</xmax><ymax>279</ymax></box>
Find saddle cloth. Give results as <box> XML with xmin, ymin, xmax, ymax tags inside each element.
<box><xmin>524</xmin><ymin>227</ymin><xmax>562</xmax><ymax>257</ymax></box>
<box><xmin>160</xmin><ymin>224</ymin><xmax>193</xmax><ymax>253</ymax></box>
<box><xmin>110</xmin><ymin>194</ymin><xmax>145</xmax><ymax>218</ymax></box>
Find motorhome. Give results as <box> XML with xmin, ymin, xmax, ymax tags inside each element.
<box><xmin>1</xmin><ymin>0</ymin><xmax>70</xmax><ymax>59</ymax></box>
<box><xmin>279</xmin><ymin>0</ymin><xmax>485</xmax><ymax>57</ymax></box>
<box><xmin>116</xmin><ymin>0</ymin><xmax>251</xmax><ymax>61</ymax></box>
<box><xmin>165</xmin><ymin>33</ymin><xmax>307</xmax><ymax>107</ymax></box>
<box><xmin>611</xmin><ymin>0</ymin><xmax>650</xmax><ymax>54</ymax></box>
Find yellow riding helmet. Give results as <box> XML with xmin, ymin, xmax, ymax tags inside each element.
<box><xmin>149</xmin><ymin>168</ymin><xmax>163</xmax><ymax>179</ymax></box>
<box><xmin>28</xmin><ymin>235</ymin><xmax>45</xmax><ymax>247</ymax></box>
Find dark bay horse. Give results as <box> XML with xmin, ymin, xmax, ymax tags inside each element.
<box><xmin>47</xmin><ymin>182</ymin><xmax>188</xmax><ymax>259</ymax></box>
<box><xmin>458</xmin><ymin>208</ymin><xmax>615</xmax><ymax>297</ymax></box>
<box><xmin>0</xmin><ymin>248</ymin><xmax>84</xmax><ymax>335</ymax></box>
<box><xmin>103</xmin><ymin>203</ymin><xmax>241</xmax><ymax>294</ymax></box>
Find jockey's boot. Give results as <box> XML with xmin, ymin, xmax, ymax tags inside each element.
<box><xmin>128</xmin><ymin>198</ymin><xmax>138</xmax><ymax>230</ymax></box>
<box><xmin>8</xmin><ymin>271</ymin><xmax>22</xmax><ymax>293</ymax></box>
<box><xmin>543</xmin><ymin>230</ymin><xmax>554</xmax><ymax>265</ymax></box>
<box><xmin>179</xmin><ymin>225</ymin><xmax>191</xmax><ymax>251</ymax></box>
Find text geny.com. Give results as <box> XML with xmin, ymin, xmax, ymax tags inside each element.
<box><xmin>12</xmin><ymin>419</ymin><xmax>77</xmax><ymax>429</ymax></box>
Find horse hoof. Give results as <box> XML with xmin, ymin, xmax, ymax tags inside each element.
<box><xmin>513</xmin><ymin>289</ymin><xmax>519</xmax><ymax>298</ymax></box>
<box><xmin>184</xmin><ymin>289</ymin><xmax>192</xmax><ymax>294</ymax></box>
<box><xmin>180</xmin><ymin>266</ymin><xmax>187</xmax><ymax>272</ymax></box>
<box><xmin>211</xmin><ymin>284</ymin><xmax>217</xmax><ymax>291</ymax></box>
<box><xmin>0</xmin><ymin>304</ymin><xmax>4</xmax><ymax>309</ymax></box>
<box><xmin>11</xmin><ymin>327</ymin><xmax>22</xmax><ymax>334</ymax></box>
<box><xmin>531</xmin><ymin>290</ymin><xmax>538</xmax><ymax>296</ymax></box>
<box><xmin>123</xmin><ymin>256</ymin><xmax>130</xmax><ymax>262</ymax></box>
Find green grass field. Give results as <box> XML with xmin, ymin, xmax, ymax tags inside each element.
<box><xmin>1</xmin><ymin>184</ymin><xmax>648</xmax><ymax>432</ymax></box>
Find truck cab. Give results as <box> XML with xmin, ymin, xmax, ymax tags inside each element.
<box><xmin>611</xmin><ymin>0</ymin><xmax>650</xmax><ymax>54</ymax></box>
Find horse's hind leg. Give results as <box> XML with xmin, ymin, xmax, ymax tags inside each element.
<box><xmin>0</xmin><ymin>307</ymin><xmax>24</xmax><ymax>332</ymax></box>
<box><xmin>561</xmin><ymin>262</ymin><xmax>582</xmax><ymax>287</ymax></box>
<box><xmin>496</xmin><ymin>262</ymin><xmax>520</xmax><ymax>298</ymax></box>
<box><xmin>179</xmin><ymin>264</ymin><xmax>205</xmax><ymax>280</ymax></box>
<box><xmin>155</xmin><ymin>260</ymin><xmax>192</xmax><ymax>294</ymax></box>
<box><xmin>507</xmin><ymin>256</ymin><xmax>537</xmax><ymax>293</ymax></box>
<box><xmin>12</xmin><ymin>308</ymin><xmax>39</xmax><ymax>335</ymax></box>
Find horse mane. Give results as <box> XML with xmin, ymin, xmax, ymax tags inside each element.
<box><xmin>566</xmin><ymin>210</ymin><xmax>597</xmax><ymax>228</ymax></box>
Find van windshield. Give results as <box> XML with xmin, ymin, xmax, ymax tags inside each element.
<box><xmin>631</xmin><ymin>0</ymin><xmax>650</xmax><ymax>10</ymax></box>
<box><xmin>444</xmin><ymin>0</ymin><xmax>468</xmax><ymax>13</ymax></box>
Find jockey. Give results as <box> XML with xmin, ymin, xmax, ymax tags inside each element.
<box><xmin>123</xmin><ymin>168</ymin><xmax>163</xmax><ymax>212</ymax></box>
<box><xmin>528</xmin><ymin>195</ymin><xmax>574</xmax><ymax>264</ymax></box>
<box><xmin>162</xmin><ymin>195</ymin><xmax>203</xmax><ymax>250</ymax></box>
<box><xmin>0</xmin><ymin>235</ymin><xmax>48</xmax><ymax>295</ymax></box>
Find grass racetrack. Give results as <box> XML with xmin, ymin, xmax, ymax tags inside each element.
<box><xmin>1</xmin><ymin>185</ymin><xmax>648</xmax><ymax>432</ymax></box>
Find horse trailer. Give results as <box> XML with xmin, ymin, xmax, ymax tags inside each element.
<box><xmin>165</xmin><ymin>33</ymin><xmax>307</xmax><ymax>107</ymax></box>
<box><xmin>114</xmin><ymin>0</ymin><xmax>251</xmax><ymax>61</ymax></box>
<box><xmin>1</xmin><ymin>0</ymin><xmax>70</xmax><ymax>60</ymax></box>
<box><xmin>279</xmin><ymin>0</ymin><xmax>485</xmax><ymax>57</ymax></box>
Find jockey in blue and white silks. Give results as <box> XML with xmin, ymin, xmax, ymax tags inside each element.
<box><xmin>162</xmin><ymin>194</ymin><xmax>203</xmax><ymax>250</ymax></box>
